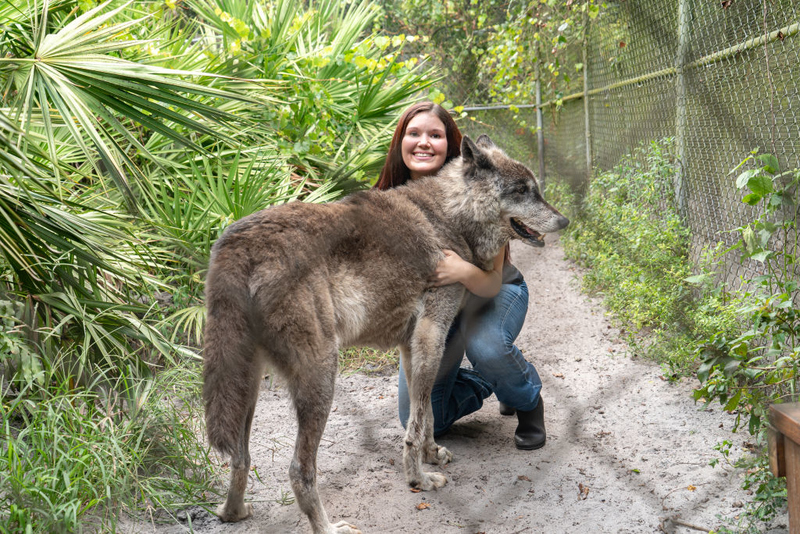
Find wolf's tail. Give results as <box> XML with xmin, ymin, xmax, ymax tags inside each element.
<box><xmin>202</xmin><ymin>263</ymin><xmax>261</xmax><ymax>457</ymax></box>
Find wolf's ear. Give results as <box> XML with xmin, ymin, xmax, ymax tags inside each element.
<box><xmin>475</xmin><ymin>134</ymin><xmax>496</xmax><ymax>149</ymax></box>
<box><xmin>461</xmin><ymin>135</ymin><xmax>492</xmax><ymax>169</ymax></box>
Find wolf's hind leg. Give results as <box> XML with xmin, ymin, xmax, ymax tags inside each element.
<box><xmin>216</xmin><ymin>399</ymin><xmax>256</xmax><ymax>522</ymax></box>
<box><xmin>288</xmin><ymin>351</ymin><xmax>361</xmax><ymax>534</ymax></box>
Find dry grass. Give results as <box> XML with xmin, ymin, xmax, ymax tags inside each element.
<box><xmin>338</xmin><ymin>347</ymin><xmax>399</xmax><ymax>376</ymax></box>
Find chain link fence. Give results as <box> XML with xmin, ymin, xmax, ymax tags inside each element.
<box><xmin>461</xmin><ymin>0</ymin><xmax>800</xmax><ymax>287</ymax></box>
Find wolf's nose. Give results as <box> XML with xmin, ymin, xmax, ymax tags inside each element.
<box><xmin>558</xmin><ymin>215</ymin><xmax>570</xmax><ymax>229</ymax></box>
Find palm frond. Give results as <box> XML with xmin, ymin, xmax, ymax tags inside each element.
<box><xmin>2</xmin><ymin>0</ymin><xmax>259</xmax><ymax>209</ymax></box>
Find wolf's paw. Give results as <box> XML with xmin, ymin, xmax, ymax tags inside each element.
<box><xmin>410</xmin><ymin>471</ymin><xmax>448</xmax><ymax>491</ymax></box>
<box><xmin>424</xmin><ymin>445</ymin><xmax>452</xmax><ymax>466</ymax></box>
<box><xmin>216</xmin><ymin>501</ymin><xmax>252</xmax><ymax>522</ymax></box>
<box><xmin>331</xmin><ymin>520</ymin><xmax>362</xmax><ymax>534</ymax></box>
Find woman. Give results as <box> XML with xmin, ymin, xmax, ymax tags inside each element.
<box><xmin>376</xmin><ymin>101</ymin><xmax>546</xmax><ymax>450</ymax></box>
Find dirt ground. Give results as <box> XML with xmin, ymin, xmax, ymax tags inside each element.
<box><xmin>125</xmin><ymin>236</ymin><xmax>789</xmax><ymax>534</ymax></box>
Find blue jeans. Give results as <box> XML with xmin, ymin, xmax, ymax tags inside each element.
<box><xmin>398</xmin><ymin>279</ymin><xmax>541</xmax><ymax>436</ymax></box>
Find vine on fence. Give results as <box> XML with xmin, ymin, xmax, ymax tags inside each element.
<box><xmin>694</xmin><ymin>150</ymin><xmax>800</xmax><ymax>434</ymax></box>
<box><xmin>692</xmin><ymin>150</ymin><xmax>799</xmax><ymax>528</ymax></box>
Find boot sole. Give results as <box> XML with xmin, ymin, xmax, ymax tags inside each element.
<box><xmin>515</xmin><ymin>438</ymin><xmax>546</xmax><ymax>451</ymax></box>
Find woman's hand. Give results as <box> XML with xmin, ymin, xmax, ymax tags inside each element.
<box><xmin>430</xmin><ymin>249</ymin><xmax>504</xmax><ymax>298</ymax></box>
<box><xmin>430</xmin><ymin>250</ymin><xmax>471</xmax><ymax>286</ymax></box>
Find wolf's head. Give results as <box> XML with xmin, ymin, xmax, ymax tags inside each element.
<box><xmin>459</xmin><ymin>135</ymin><xmax>569</xmax><ymax>248</ymax></box>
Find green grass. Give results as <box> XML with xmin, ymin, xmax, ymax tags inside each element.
<box><xmin>0</xmin><ymin>361</ymin><xmax>219</xmax><ymax>533</ymax></box>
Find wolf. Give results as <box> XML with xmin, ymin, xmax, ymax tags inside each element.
<box><xmin>203</xmin><ymin>135</ymin><xmax>569</xmax><ymax>534</ymax></box>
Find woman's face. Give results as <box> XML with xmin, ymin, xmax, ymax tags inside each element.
<box><xmin>401</xmin><ymin>112</ymin><xmax>448</xmax><ymax>180</ymax></box>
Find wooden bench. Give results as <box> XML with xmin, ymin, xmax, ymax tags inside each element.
<box><xmin>769</xmin><ymin>403</ymin><xmax>800</xmax><ymax>533</ymax></box>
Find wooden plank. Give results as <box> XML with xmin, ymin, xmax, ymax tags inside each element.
<box><xmin>769</xmin><ymin>425</ymin><xmax>786</xmax><ymax>477</ymax></box>
<box><xmin>785</xmin><ymin>440</ymin><xmax>800</xmax><ymax>534</ymax></box>
<box><xmin>770</xmin><ymin>404</ymin><xmax>800</xmax><ymax>446</ymax></box>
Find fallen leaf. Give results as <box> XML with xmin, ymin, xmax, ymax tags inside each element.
<box><xmin>688</xmin><ymin>485</ymin><xmax>697</xmax><ymax>491</ymax></box>
<box><xmin>389</xmin><ymin>458</ymin><xmax>395</xmax><ymax>466</ymax></box>
<box><xmin>409</xmin><ymin>488</ymin><xmax>421</xmax><ymax>493</ymax></box>
<box><xmin>553</xmin><ymin>372</ymin><xmax>565</xmax><ymax>378</ymax></box>
<box><xmin>416</xmin><ymin>502</ymin><xmax>431</xmax><ymax>510</ymax></box>
<box><xmin>578</xmin><ymin>482</ymin><xmax>590</xmax><ymax>500</ymax></box>
<box><xmin>518</xmin><ymin>475</ymin><xmax>531</xmax><ymax>482</ymax></box>
<box><xmin>721</xmin><ymin>0</ymin><xmax>733</xmax><ymax>8</ymax></box>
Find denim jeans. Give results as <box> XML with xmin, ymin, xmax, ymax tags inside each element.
<box><xmin>398</xmin><ymin>278</ymin><xmax>542</xmax><ymax>436</ymax></box>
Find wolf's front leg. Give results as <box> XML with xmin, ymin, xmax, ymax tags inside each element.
<box><xmin>421</xmin><ymin>398</ymin><xmax>452</xmax><ymax>466</ymax></box>
<box><xmin>403</xmin><ymin>419</ymin><xmax>448</xmax><ymax>490</ymax></box>
<box><xmin>402</xmin><ymin>319</ymin><xmax>452</xmax><ymax>490</ymax></box>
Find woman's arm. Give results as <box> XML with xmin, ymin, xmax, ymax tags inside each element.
<box><xmin>429</xmin><ymin>249</ymin><xmax>504</xmax><ymax>298</ymax></box>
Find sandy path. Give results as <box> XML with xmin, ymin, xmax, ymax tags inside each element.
<box><xmin>129</xmin><ymin>236</ymin><xmax>786</xmax><ymax>534</ymax></box>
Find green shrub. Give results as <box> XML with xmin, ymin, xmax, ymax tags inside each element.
<box><xmin>693</xmin><ymin>152</ymin><xmax>800</xmax><ymax>529</ymax></box>
<box><xmin>0</xmin><ymin>362</ymin><xmax>216</xmax><ymax>533</ymax></box>
<box><xmin>560</xmin><ymin>139</ymin><xmax>736</xmax><ymax>374</ymax></box>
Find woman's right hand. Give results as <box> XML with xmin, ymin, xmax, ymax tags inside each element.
<box><xmin>429</xmin><ymin>250</ymin><xmax>470</xmax><ymax>287</ymax></box>
<box><xmin>429</xmin><ymin>249</ymin><xmax>504</xmax><ymax>298</ymax></box>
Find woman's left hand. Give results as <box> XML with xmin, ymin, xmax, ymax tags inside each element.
<box><xmin>429</xmin><ymin>249</ymin><xmax>470</xmax><ymax>286</ymax></box>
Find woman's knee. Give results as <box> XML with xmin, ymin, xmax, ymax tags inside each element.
<box><xmin>465</xmin><ymin>326</ymin><xmax>513</xmax><ymax>361</ymax></box>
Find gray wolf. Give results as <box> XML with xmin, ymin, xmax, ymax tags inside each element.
<box><xmin>203</xmin><ymin>135</ymin><xmax>569</xmax><ymax>534</ymax></box>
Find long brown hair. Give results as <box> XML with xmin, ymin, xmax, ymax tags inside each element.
<box><xmin>375</xmin><ymin>102</ymin><xmax>463</xmax><ymax>190</ymax></box>
<box><xmin>375</xmin><ymin>102</ymin><xmax>511</xmax><ymax>264</ymax></box>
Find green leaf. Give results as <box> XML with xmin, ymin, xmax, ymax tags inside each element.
<box><xmin>749</xmin><ymin>251</ymin><xmax>773</xmax><ymax>262</ymax></box>
<box><xmin>697</xmin><ymin>359</ymin><xmax>716</xmax><ymax>383</ymax></box>
<box><xmin>747</xmin><ymin>174</ymin><xmax>774</xmax><ymax>196</ymax></box>
<box><xmin>723</xmin><ymin>389</ymin><xmax>742</xmax><ymax>412</ymax></box>
<box><xmin>748</xmin><ymin>413</ymin><xmax>761</xmax><ymax>435</ymax></box>
<box><xmin>742</xmin><ymin>226</ymin><xmax>757</xmax><ymax>252</ymax></box>
<box><xmin>765</xmin><ymin>194</ymin><xmax>783</xmax><ymax>210</ymax></box>
<box><xmin>723</xmin><ymin>358</ymin><xmax>740</xmax><ymax>377</ymax></box>
<box><xmin>736</xmin><ymin>169</ymin><xmax>760</xmax><ymax>189</ymax></box>
<box><xmin>741</xmin><ymin>193</ymin><xmax>762</xmax><ymax>206</ymax></box>
<box><xmin>755</xmin><ymin>154</ymin><xmax>779</xmax><ymax>174</ymax></box>
<box><xmin>684</xmin><ymin>274</ymin><xmax>710</xmax><ymax>285</ymax></box>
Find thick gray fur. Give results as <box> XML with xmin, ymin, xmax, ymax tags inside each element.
<box><xmin>203</xmin><ymin>135</ymin><xmax>569</xmax><ymax>534</ymax></box>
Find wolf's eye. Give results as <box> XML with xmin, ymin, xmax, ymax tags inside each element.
<box><xmin>515</xmin><ymin>184</ymin><xmax>528</xmax><ymax>195</ymax></box>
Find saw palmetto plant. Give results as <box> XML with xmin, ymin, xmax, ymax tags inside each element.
<box><xmin>0</xmin><ymin>0</ymin><xmax>431</xmax><ymax>530</ymax></box>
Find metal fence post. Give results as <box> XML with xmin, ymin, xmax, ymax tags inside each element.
<box><xmin>583</xmin><ymin>10</ymin><xmax>592</xmax><ymax>181</ymax></box>
<box><xmin>675</xmin><ymin>0</ymin><xmax>691</xmax><ymax>217</ymax></box>
<box><xmin>535</xmin><ymin>47</ymin><xmax>546</xmax><ymax>189</ymax></box>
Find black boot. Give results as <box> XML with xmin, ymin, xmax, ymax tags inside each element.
<box><xmin>514</xmin><ymin>397</ymin><xmax>546</xmax><ymax>450</ymax></box>
<box><xmin>498</xmin><ymin>402</ymin><xmax>516</xmax><ymax>416</ymax></box>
